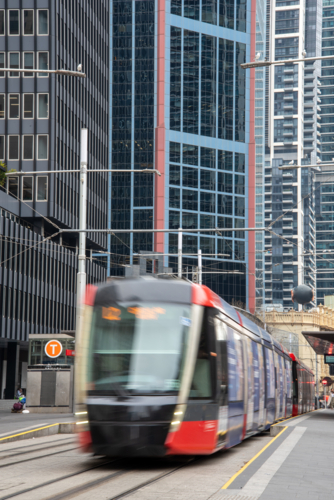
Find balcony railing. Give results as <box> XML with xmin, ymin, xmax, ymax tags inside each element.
<box><xmin>265</xmin><ymin>306</ymin><xmax>334</xmax><ymax>331</ymax></box>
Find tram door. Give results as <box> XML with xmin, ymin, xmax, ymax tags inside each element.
<box><xmin>252</xmin><ymin>341</ymin><xmax>260</xmax><ymax>431</ymax></box>
<box><xmin>227</xmin><ymin>328</ymin><xmax>244</xmax><ymax>447</ymax></box>
<box><xmin>264</xmin><ymin>347</ymin><xmax>275</xmax><ymax>426</ymax></box>
<box><xmin>285</xmin><ymin>358</ymin><xmax>292</xmax><ymax>417</ymax></box>
<box><xmin>257</xmin><ymin>343</ymin><xmax>265</xmax><ymax>428</ymax></box>
<box><xmin>278</xmin><ymin>354</ymin><xmax>284</xmax><ymax>419</ymax></box>
<box><xmin>214</xmin><ymin>315</ymin><xmax>229</xmax><ymax>446</ymax></box>
<box><xmin>245</xmin><ymin>337</ymin><xmax>254</xmax><ymax>433</ymax></box>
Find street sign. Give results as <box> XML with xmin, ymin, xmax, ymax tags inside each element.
<box><xmin>324</xmin><ymin>355</ymin><xmax>334</xmax><ymax>364</ymax></box>
<box><xmin>45</xmin><ymin>340</ymin><xmax>63</xmax><ymax>358</ymax></box>
<box><xmin>65</xmin><ymin>349</ymin><xmax>75</xmax><ymax>357</ymax></box>
<box><xmin>322</xmin><ymin>376</ymin><xmax>333</xmax><ymax>386</ymax></box>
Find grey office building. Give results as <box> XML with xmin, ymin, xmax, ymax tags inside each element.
<box><xmin>0</xmin><ymin>1</ymin><xmax>109</xmax><ymax>399</ymax></box>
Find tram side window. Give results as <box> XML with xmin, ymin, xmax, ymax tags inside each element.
<box><xmin>189</xmin><ymin>316</ymin><xmax>212</xmax><ymax>399</ymax></box>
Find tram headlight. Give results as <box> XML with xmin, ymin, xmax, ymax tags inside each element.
<box><xmin>169</xmin><ymin>404</ymin><xmax>186</xmax><ymax>432</ymax></box>
<box><xmin>76</xmin><ymin>420</ymin><xmax>90</xmax><ymax>434</ymax></box>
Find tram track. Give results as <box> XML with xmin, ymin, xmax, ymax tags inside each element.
<box><xmin>1</xmin><ymin>438</ymin><xmax>195</xmax><ymax>500</ymax></box>
<box><xmin>0</xmin><ymin>456</ymin><xmax>122</xmax><ymax>500</ymax></box>
<box><xmin>108</xmin><ymin>459</ymin><xmax>196</xmax><ymax>500</ymax></box>
<box><xmin>0</xmin><ymin>445</ymin><xmax>79</xmax><ymax>469</ymax></box>
<box><xmin>0</xmin><ymin>436</ymin><xmax>76</xmax><ymax>459</ymax></box>
<box><xmin>42</xmin><ymin>457</ymin><xmax>196</xmax><ymax>500</ymax></box>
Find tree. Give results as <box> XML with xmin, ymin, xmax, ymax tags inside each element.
<box><xmin>0</xmin><ymin>162</ymin><xmax>16</xmax><ymax>187</ymax></box>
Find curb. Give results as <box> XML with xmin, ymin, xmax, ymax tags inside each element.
<box><xmin>270</xmin><ymin>424</ymin><xmax>286</xmax><ymax>437</ymax></box>
<box><xmin>0</xmin><ymin>422</ymin><xmax>76</xmax><ymax>444</ymax></box>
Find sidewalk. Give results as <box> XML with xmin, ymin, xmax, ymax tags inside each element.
<box><xmin>0</xmin><ymin>408</ymin><xmax>74</xmax><ymax>438</ymax></box>
<box><xmin>212</xmin><ymin>409</ymin><xmax>334</xmax><ymax>500</ymax></box>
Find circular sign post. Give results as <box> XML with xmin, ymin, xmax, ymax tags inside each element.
<box><xmin>45</xmin><ymin>340</ymin><xmax>63</xmax><ymax>359</ymax></box>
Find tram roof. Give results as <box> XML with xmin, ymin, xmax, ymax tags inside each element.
<box><xmin>92</xmin><ymin>277</ymin><xmax>193</xmax><ymax>306</ymax></box>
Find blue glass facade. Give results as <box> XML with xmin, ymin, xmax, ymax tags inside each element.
<box><xmin>109</xmin><ymin>0</ymin><xmax>259</xmax><ymax>308</ymax></box>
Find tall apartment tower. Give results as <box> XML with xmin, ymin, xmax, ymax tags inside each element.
<box><xmin>255</xmin><ymin>0</ymin><xmax>267</xmax><ymax>312</ymax></box>
<box><xmin>0</xmin><ymin>1</ymin><xmax>109</xmax><ymax>399</ymax></box>
<box><xmin>262</xmin><ymin>0</ymin><xmax>321</xmax><ymax>310</ymax></box>
<box><xmin>316</xmin><ymin>0</ymin><xmax>334</xmax><ymax>304</ymax></box>
<box><xmin>109</xmin><ymin>0</ymin><xmax>264</xmax><ymax>311</ymax></box>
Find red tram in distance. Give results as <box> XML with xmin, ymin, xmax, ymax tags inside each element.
<box><xmin>75</xmin><ymin>278</ymin><xmax>314</xmax><ymax>457</ymax></box>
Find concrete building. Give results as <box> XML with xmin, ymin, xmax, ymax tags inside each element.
<box><xmin>265</xmin><ymin>307</ymin><xmax>332</xmax><ymax>383</ymax></box>
<box><xmin>109</xmin><ymin>0</ymin><xmax>264</xmax><ymax>311</ymax></box>
<box><xmin>262</xmin><ymin>0</ymin><xmax>321</xmax><ymax>311</ymax></box>
<box><xmin>0</xmin><ymin>1</ymin><xmax>109</xmax><ymax>399</ymax></box>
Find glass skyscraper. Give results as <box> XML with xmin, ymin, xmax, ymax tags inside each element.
<box><xmin>109</xmin><ymin>0</ymin><xmax>262</xmax><ymax>311</ymax></box>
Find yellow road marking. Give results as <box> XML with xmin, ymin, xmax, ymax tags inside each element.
<box><xmin>221</xmin><ymin>426</ymin><xmax>287</xmax><ymax>489</ymax></box>
<box><xmin>0</xmin><ymin>423</ymin><xmax>61</xmax><ymax>442</ymax></box>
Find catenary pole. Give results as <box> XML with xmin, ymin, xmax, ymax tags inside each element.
<box><xmin>198</xmin><ymin>249</ymin><xmax>202</xmax><ymax>285</ymax></box>
<box><xmin>76</xmin><ymin>129</ymin><xmax>88</xmax><ymax>330</ymax></box>
<box><xmin>178</xmin><ymin>229</ymin><xmax>182</xmax><ymax>278</ymax></box>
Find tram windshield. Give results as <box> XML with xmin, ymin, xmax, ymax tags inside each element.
<box><xmin>88</xmin><ymin>303</ymin><xmax>191</xmax><ymax>395</ymax></box>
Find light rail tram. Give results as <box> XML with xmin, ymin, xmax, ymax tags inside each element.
<box><xmin>76</xmin><ymin>278</ymin><xmax>314</xmax><ymax>457</ymax></box>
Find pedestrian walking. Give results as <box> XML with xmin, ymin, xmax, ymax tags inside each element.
<box><xmin>330</xmin><ymin>388</ymin><xmax>334</xmax><ymax>409</ymax></box>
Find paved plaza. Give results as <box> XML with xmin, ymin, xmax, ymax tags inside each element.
<box><xmin>0</xmin><ymin>409</ymin><xmax>332</xmax><ymax>500</ymax></box>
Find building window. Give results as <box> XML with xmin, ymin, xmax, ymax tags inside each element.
<box><xmin>23</xmin><ymin>94</ymin><xmax>34</xmax><ymax>118</ymax></box>
<box><xmin>23</xmin><ymin>52</ymin><xmax>34</xmax><ymax>77</ymax></box>
<box><xmin>9</xmin><ymin>94</ymin><xmax>20</xmax><ymax>119</ymax></box>
<box><xmin>200</xmin><ymin>191</ymin><xmax>215</xmax><ymax>212</ymax></box>
<box><xmin>235</xmin><ymin>240</ymin><xmax>245</xmax><ymax>260</ymax></box>
<box><xmin>182</xmin><ymin>189</ymin><xmax>198</xmax><ymax>211</ymax></box>
<box><xmin>235</xmin><ymin>152</ymin><xmax>245</xmax><ymax>172</ymax></box>
<box><xmin>37</xmin><ymin>135</ymin><xmax>48</xmax><ymax>160</ymax></box>
<box><xmin>0</xmin><ymin>94</ymin><xmax>4</xmax><ymax>118</ymax></box>
<box><xmin>8</xmin><ymin>136</ymin><xmax>19</xmax><ymax>160</ymax></box>
<box><xmin>235</xmin><ymin>174</ymin><xmax>245</xmax><ymax>195</ymax></box>
<box><xmin>22</xmin><ymin>176</ymin><xmax>33</xmax><ymax>201</ymax></box>
<box><xmin>0</xmin><ymin>52</ymin><xmax>4</xmax><ymax>77</ymax></box>
<box><xmin>170</xmin><ymin>142</ymin><xmax>181</xmax><ymax>163</ymax></box>
<box><xmin>38</xmin><ymin>94</ymin><xmax>49</xmax><ymax>118</ymax></box>
<box><xmin>38</xmin><ymin>52</ymin><xmax>49</xmax><ymax>77</ymax></box>
<box><xmin>8</xmin><ymin>176</ymin><xmax>18</xmax><ymax>197</ymax></box>
<box><xmin>0</xmin><ymin>11</ymin><xmax>4</xmax><ymax>35</ymax></box>
<box><xmin>0</xmin><ymin>135</ymin><xmax>4</xmax><ymax>160</ymax></box>
<box><xmin>183</xmin><ymin>167</ymin><xmax>198</xmax><ymax>188</ymax></box>
<box><xmin>169</xmin><ymin>187</ymin><xmax>180</xmax><ymax>208</ymax></box>
<box><xmin>235</xmin><ymin>196</ymin><xmax>245</xmax><ymax>217</ymax></box>
<box><xmin>23</xmin><ymin>10</ymin><xmax>34</xmax><ymax>35</ymax></box>
<box><xmin>169</xmin><ymin>164</ymin><xmax>180</xmax><ymax>185</ymax></box>
<box><xmin>37</xmin><ymin>176</ymin><xmax>48</xmax><ymax>201</ymax></box>
<box><xmin>23</xmin><ymin>136</ymin><xmax>34</xmax><ymax>160</ymax></box>
<box><xmin>9</xmin><ymin>10</ymin><xmax>19</xmax><ymax>35</ymax></box>
<box><xmin>9</xmin><ymin>53</ymin><xmax>19</xmax><ymax>77</ymax></box>
<box><xmin>38</xmin><ymin>10</ymin><xmax>49</xmax><ymax>35</ymax></box>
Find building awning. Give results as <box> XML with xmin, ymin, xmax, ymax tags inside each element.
<box><xmin>302</xmin><ymin>331</ymin><xmax>334</xmax><ymax>355</ymax></box>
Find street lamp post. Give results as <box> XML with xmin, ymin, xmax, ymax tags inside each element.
<box><xmin>0</xmin><ymin>67</ymin><xmax>86</xmax><ymax>78</ymax></box>
<box><xmin>278</xmin><ymin>164</ymin><xmax>330</xmax><ymax>171</ymax></box>
<box><xmin>241</xmin><ymin>54</ymin><xmax>334</xmax><ymax>70</ymax></box>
